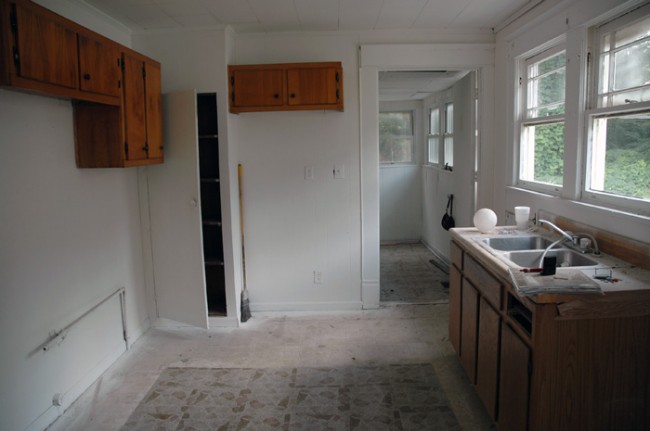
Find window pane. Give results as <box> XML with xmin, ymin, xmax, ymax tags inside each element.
<box><xmin>520</xmin><ymin>122</ymin><xmax>564</xmax><ymax>185</ymax></box>
<box><xmin>444</xmin><ymin>136</ymin><xmax>453</xmax><ymax>167</ymax></box>
<box><xmin>379</xmin><ymin>111</ymin><xmax>414</xmax><ymax>164</ymax></box>
<box><xmin>527</xmin><ymin>51</ymin><xmax>566</xmax><ymax>117</ymax></box>
<box><xmin>428</xmin><ymin>136</ymin><xmax>439</xmax><ymax>164</ymax></box>
<box><xmin>379</xmin><ymin>112</ymin><xmax>413</xmax><ymax>136</ymax></box>
<box><xmin>445</xmin><ymin>104</ymin><xmax>454</xmax><ymax>133</ymax></box>
<box><xmin>612</xmin><ymin>40</ymin><xmax>650</xmax><ymax>92</ymax></box>
<box><xmin>430</xmin><ymin>108</ymin><xmax>440</xmax><ymax>134</ymax></box>
<box><xmin>614</xmin><ymin>15</ymin><xmax>650</xmax><ymax>48</ymax></box>
<box><xmin>598</xmin><ymin>17</ymin><xmax>650</xmax><ymax>107</ymax></box>
<box><xmin>380</xmin><ymin>136</ymin><xmax>413</xmax><ymax>163</ymax></box>
<box><xmin>589</xmin><ymin>113</ymin><xmax>650</xmax><ymax>200</ymax></box>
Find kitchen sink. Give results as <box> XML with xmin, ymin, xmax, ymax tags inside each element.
<box><xmin>479</xmin><ymin>235</ymin><xmax>556</xmax><ymax>251</ymax></box>
<box><xmin>502</xmin><ymin>249</ymin><xmax>599</xmax><ymax>268</ymax></box>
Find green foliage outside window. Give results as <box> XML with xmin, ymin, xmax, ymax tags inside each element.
<box><xmin>601</xmin><ymin>117</ymin><xmax>650</xmax><ymax>199</ymax></box>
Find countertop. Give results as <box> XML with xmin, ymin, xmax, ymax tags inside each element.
<box><xmin>450</xmin><ymin>226</ymin><xmax>650</xmax><ymax>313</ymax></box>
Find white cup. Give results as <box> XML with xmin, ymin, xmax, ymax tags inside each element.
<box><xmin>514</xmin><ymin>206</ymin><xmax>530</xmax><ymax>230</ymax></box>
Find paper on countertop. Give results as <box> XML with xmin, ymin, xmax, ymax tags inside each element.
<box><xmin>508</xmin><ymin>268</ymin><xmax>603</xmax><ymax>296</ymax></box>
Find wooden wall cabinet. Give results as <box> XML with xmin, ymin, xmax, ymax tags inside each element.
<box><xmin>74</xmin><ymin>50</ymin><xmax>163</xmax><ymax>168</ymax></box>
<box><xmin>1</xmin><ymin>0</ymin><xmax>121</xmax><ymax>105</ymax></box>
<box><xmin>228</xmin><ymin>62</ymin><xmax>344</xmax><ymax>113</ymax></box>
<box><xmin>450</xmin><ymin>238</ymin><xmax>650</xmax><ymax>431</ymax></box>
<box><xmin>0</xmin><ymin>0</ymin><xmax>163</xmax><ymax>168</ymax></box>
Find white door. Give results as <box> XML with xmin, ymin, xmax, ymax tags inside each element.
<box><xmin>147</xmin><ymin>90</ymin><xmax>208</xmax><ymax>328</ymax></box>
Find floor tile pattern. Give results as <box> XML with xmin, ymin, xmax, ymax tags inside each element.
<box><xmin>122</xmin><ymin>364</ymin><xmax>460</xmax><ymax>431</ymax></box>
<box><xmin>381</xmin><ymin>243</ymin><xmax>449</xmax><ymax>304</ymax></box>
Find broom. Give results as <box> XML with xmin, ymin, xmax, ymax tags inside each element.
<box><xmin>238</xmin><ymin>163</ymin><xmax>252</xmax><ymax>322</ymax></box>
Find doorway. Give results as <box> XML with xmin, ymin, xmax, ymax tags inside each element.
<box><xmin>359</xmin><ymin>44</ymin><xmax>495</xmax><ymax>309</ymax></box>
<box><xmin>377</xmin><ymin>70</ymin><xmax>477</xmax><ymax>304</ymax></box>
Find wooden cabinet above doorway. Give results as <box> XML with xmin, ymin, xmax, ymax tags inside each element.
<box><xmin>228</xmin><ymin>62</ymin><xmax>344</xmax><ymax>113</ymax></box>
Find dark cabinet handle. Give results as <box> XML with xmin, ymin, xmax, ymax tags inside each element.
<box><xmin>83</xmin><ymin>73</ymin><xmax>91</xmax><ymax>80</ymax></box>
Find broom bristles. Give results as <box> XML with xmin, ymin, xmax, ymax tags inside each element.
<box><xmin>241</xmin><ymin>288</ymin><xmax>252</xmax><ymax>322</ymax></box>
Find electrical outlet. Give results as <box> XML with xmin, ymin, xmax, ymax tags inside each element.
<box><xmin>313</xmin><ymin>271</ymin><xmax>323</xmax><ymax>284</ymax></box>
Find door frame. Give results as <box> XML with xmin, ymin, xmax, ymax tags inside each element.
<box><xmin>359</xmin><ymin>44</ymin><xmax>496</xmax><ymax>308</ymax></box>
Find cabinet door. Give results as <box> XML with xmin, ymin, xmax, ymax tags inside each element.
<box><xmin>287</xmin><ymin>66</ymin><xmax>341</xmax><ymax>106</ymax></box>
<box><xmin>122</xmin><ymin>52</ymin><xmax>147</xmax><ymax>162</ymax></box>
<box><xmin>146</xmin><ymin>90</ymin><xmax>208</xmax><ymax>328</ymax></box>
<box><xmin>476</xmin><ymin>297</ymin><xmax>501</xmax><ymax>420</ymax></box>
<box><xmin>144</xmin><ymin>61</ymin><xmax>163</xmax><ymax>160</ymax></box>
<box><xmin>13</xmin><ymin>0</ymin><xmax>78</xmax><ymax>88</ymax></box>
<box><xmin>78</xmin><ymin>33</ymin><xmax>120</xmax><ymax>97</ymax></box>
<box><xmin>230</xmin><ymin>68</ymin><xmax>284</xmax><ymax>108</ymax></box>
<box><xmin>460</xmin><ymin>280</ymin><xmax>479</xmax><ymax>383</ymax></box>
<box><xmin>449</xmin><ymin>265</ymin><xmax>462</xmax><ymax>354</ymax></box>
<box><xmin>499</xmin><ymin>323</ymin><xmax>531</xmax><ymax>431</ymax></box>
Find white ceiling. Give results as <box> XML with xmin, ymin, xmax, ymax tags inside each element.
<box><xmin>80</xmin><ymin>0</ymin><xmax>538</xmax><ymax>101</ymax></box>
<box><xmin>82</xmin><ymin>0</ymin><xmax>536</xmax><ymax>33</ymax></box>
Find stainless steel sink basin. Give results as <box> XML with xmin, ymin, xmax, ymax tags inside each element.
<box><xmin>502</xmin><ymin>249</ymin><xmax>599</xmax><ymax>268</ymax></box>
<box><xmin>479</xmin><ymin>235</ymin><xmax>556</xmax><ymax>251</ymax></box>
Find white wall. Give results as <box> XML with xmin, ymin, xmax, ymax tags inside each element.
<box><xmin>132</xmin><ymin>28</ymin><xmax>243</xmax><ymax>324</ymax></box>
<box><xmin>232</xmin><ymin>33</ymin><xmax>362</xmax><ymax>311</ymax></box>
<box><xmin>493</xmin><ymin>0</ymin><xmax>650</xmax><ymax>243</ymax></box>
<box><xmin>0</xmin><ymin>8</ymin><xmax>151</xmax><ymax>431</ymax></box>
<box><xmin>379</xmin><ymin>100</ymin><xmax>423</xmax><ymax>242</ymax></box>
<box><xmin>420</xmin><ymin>72</ymin><xmax>478</xmax><ymax>259</ymax></box>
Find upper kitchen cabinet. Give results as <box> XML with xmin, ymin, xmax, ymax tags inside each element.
<box><xmin>74</xmin><ymin>50</ymin><xmax>163</xmax><ymax>168</ymax></box>
<box><xmin>0</xmin><ymin>0</ymin><xmax>121</xmax><ymax>105</ymax></box>
<box><xmin>78</xmin><ymin>32</ymin><xmax>121</xmax><ymax>98</ymax></box>
<box><xmin>228</xmin><ymin>62</ymin><xmax>343</xmax><ymax>113</ymax></box>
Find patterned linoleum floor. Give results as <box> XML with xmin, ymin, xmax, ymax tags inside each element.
<box><xmin>381</xmin><ymin>243</ymin><xmax>449</xmax><ymax>304</ymax></box>
<box><xmin>121</xmin><ymin>365</ymin><xmax>460</xmax><ymax>431</ymax></box>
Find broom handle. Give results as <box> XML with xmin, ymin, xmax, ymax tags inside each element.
<box><xmin>238</xmin><ymin>164</ymin><xmax>248</xmax><ymax>290</ymax></box>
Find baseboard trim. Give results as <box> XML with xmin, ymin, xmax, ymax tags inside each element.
<box><xmin>250</xmin><ymin>301</ymin><xmax>363</xmax><ymax>312</ymax></box>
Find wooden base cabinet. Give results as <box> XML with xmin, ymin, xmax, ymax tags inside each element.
<box><xmin>450</xmin><ymin>239</ymin><xmax>650</xmax><ymax>431</ymax></box>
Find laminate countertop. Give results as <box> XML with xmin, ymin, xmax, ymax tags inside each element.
<box><xmin>450</xmin><ymin>226</ymin><xmax>650</xmax><ymax>317</ymax></box>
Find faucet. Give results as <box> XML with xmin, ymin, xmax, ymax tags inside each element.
<box><xmin>538</xmin><ymin>219</ymin><xmax>574</xmax><ymax>242</ymax></box>
<box><xmin>536</xmin><ymin>219</ymin><xmax>574</xmax><ymax>269</ymax></box>
<box><xmin>571</xmin><ymin>232</ymin><xmax>601</xmax><ymax>255</ymax></box>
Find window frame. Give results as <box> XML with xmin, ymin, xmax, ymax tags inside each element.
<box><xmin>581</xmin><ymin>5</ymin><xmax>650</xmax><ymax>214</ymax></box>
<box><xmin>426</xmin><ymin>100</ymin><xmax>453</xmax><ymax>170</ymax></box>
<box><xmin>427</xmin><ymin>107</ymin><xmax>440</xmax><ymax>165</ymax></box>
<box><xmin>516</xmin><ymin>43</ymin><xmax>567</xmax><ymax>195</ymax></box>
<box><xmin>378</xmin><ymin>110</ymin><xmax>416</xmax><ymax>165</ymax></box>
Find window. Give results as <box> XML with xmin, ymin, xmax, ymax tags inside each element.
<box><xmin>444</xmin><ymin>102</ymin><xmax>454</xmax><ymax>168</ymax></box>
<box><xmin>518</xmin><ymin>45</ymin><xmax>566</xmax><ymax>190</ymax></box>
<box><xmin>379</xmin><ymin>111</ymin><xmax>414</xmax><ymax>164</ymax></box>
<box><xmin>428</xmin><ymin>108</ymin><xmax>440</xmax><ymax>164</ymax></box>
<box><xmin>586</xmin><ymin>8</ymin><xmax>650</xmax><ymax>206</ymax></box>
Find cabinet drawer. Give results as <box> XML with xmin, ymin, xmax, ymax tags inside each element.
<box><xmin>451</xmin><ymin>241</ymin><xmax>463</xmax><ymax>270</ymax></box>
<box><xmin>465</xmin><ymin>254</ymin><xmax>501</xmax><ymax>309</ymax></box>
